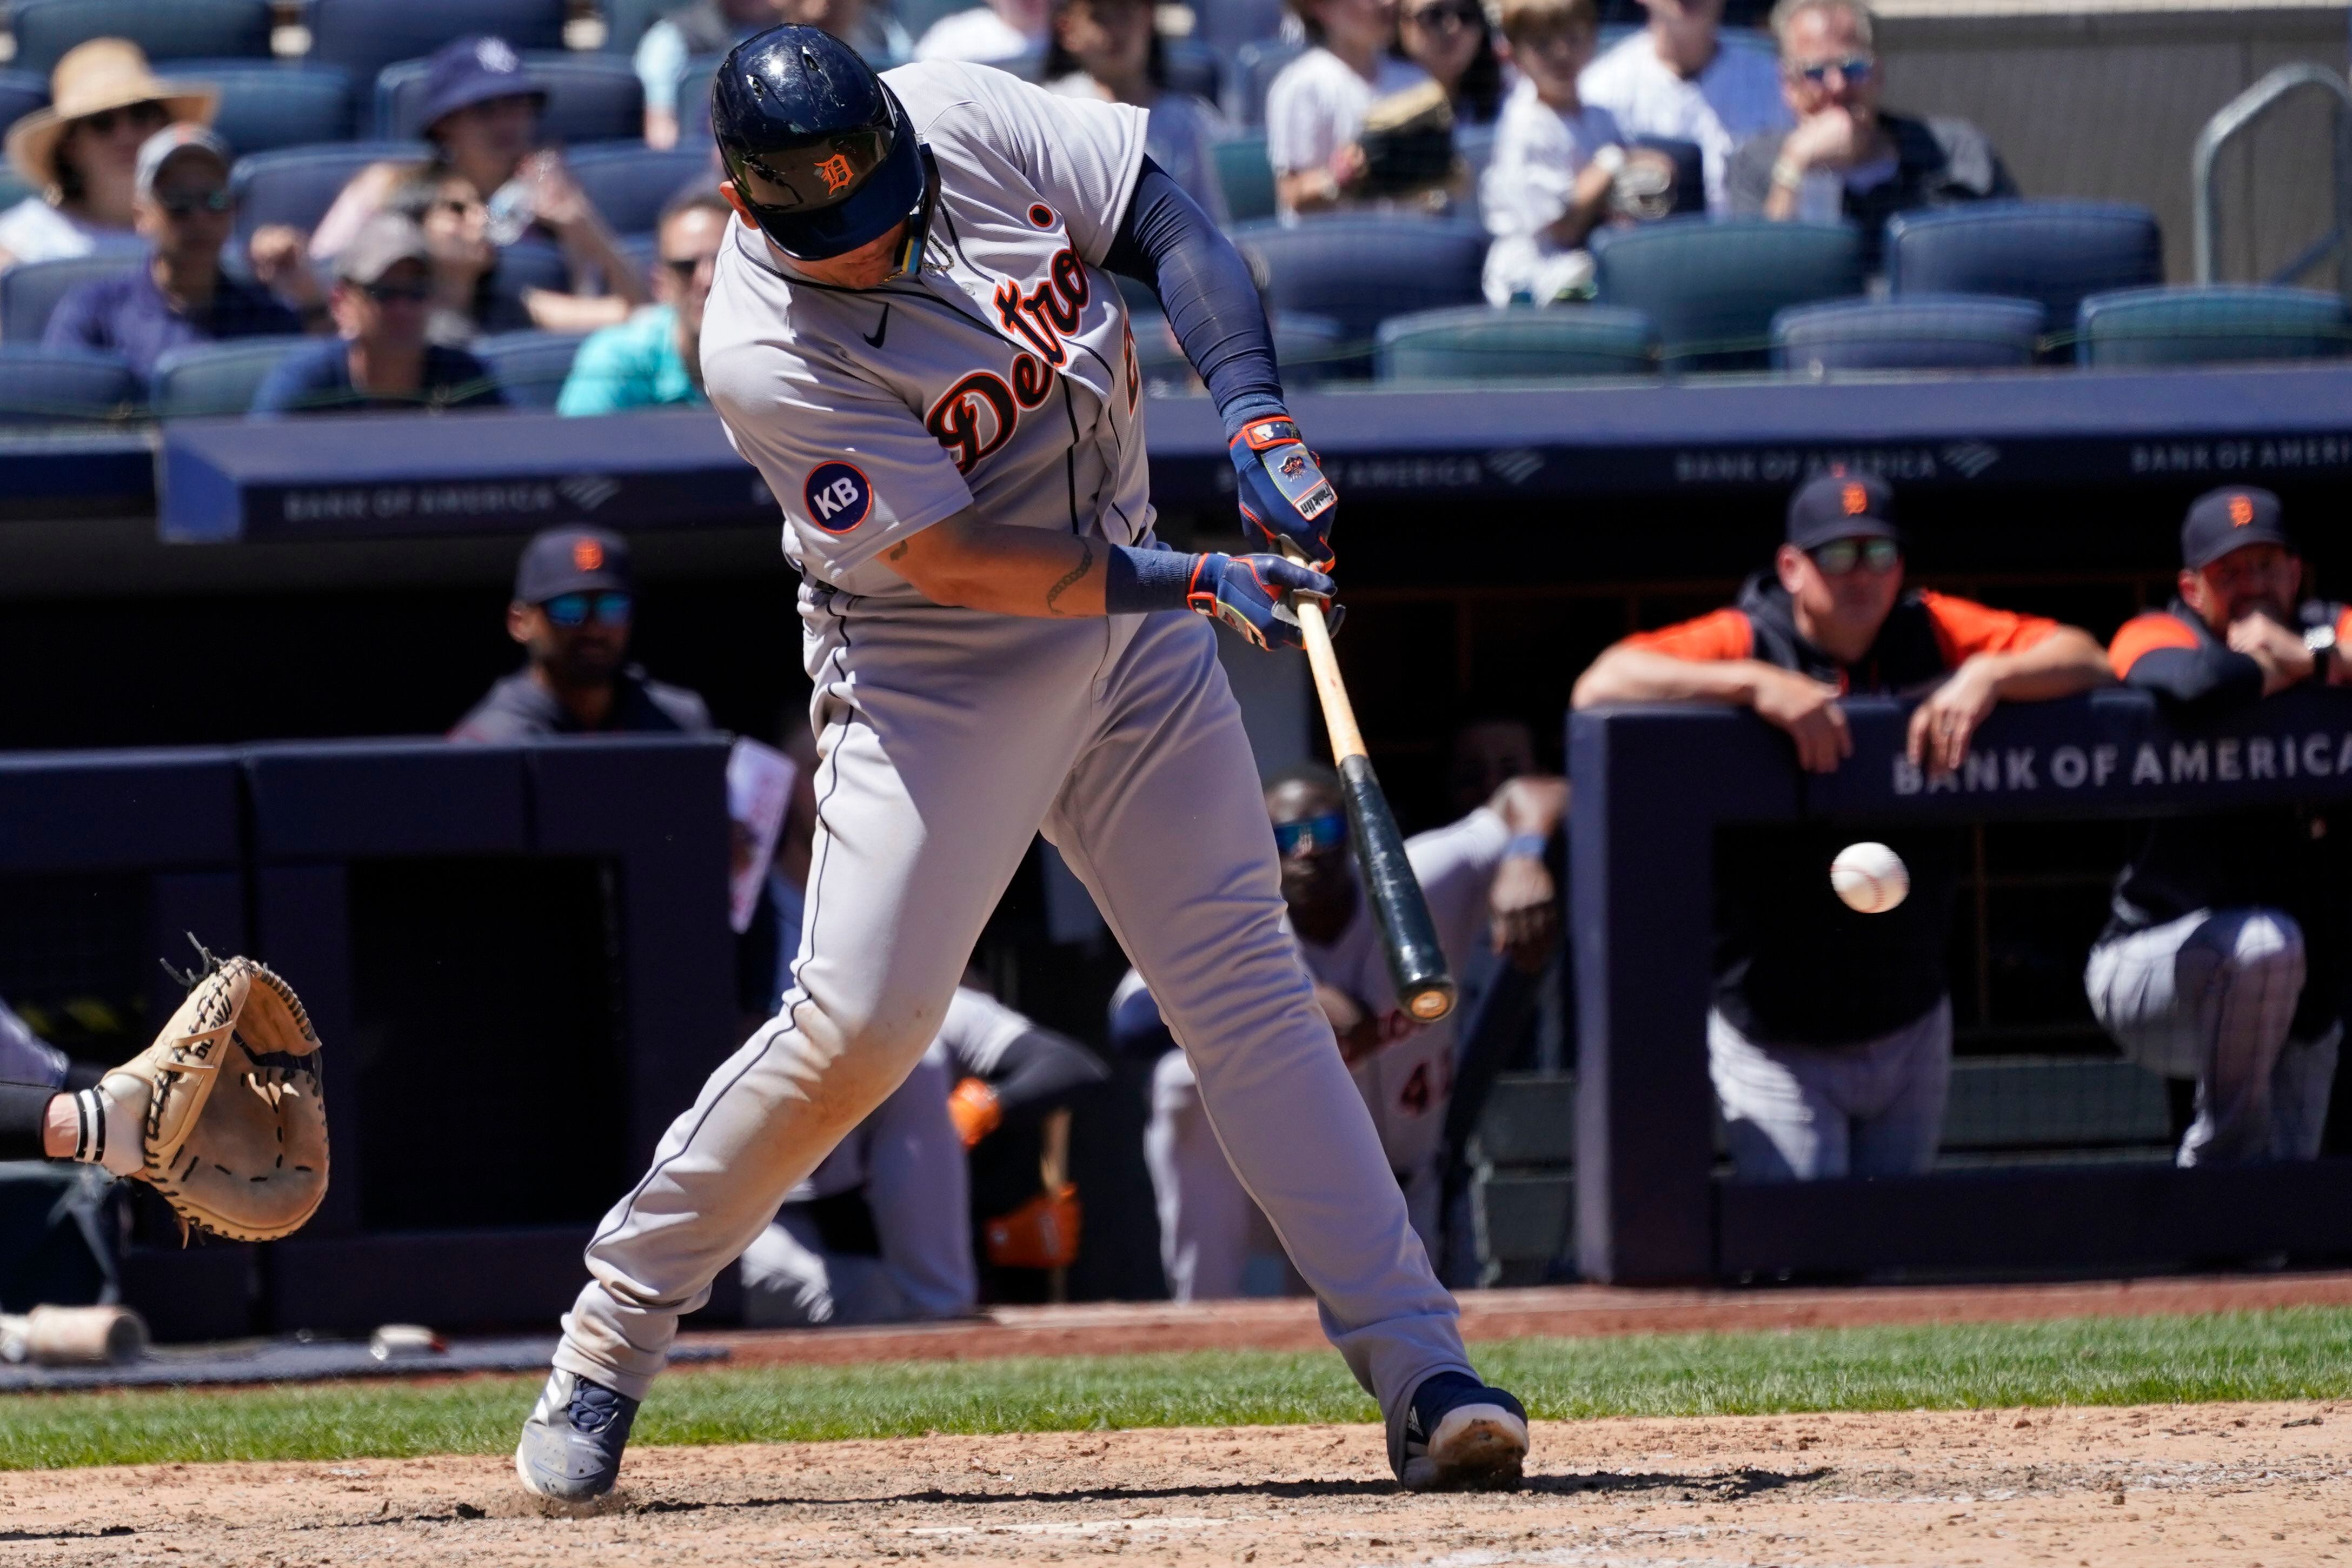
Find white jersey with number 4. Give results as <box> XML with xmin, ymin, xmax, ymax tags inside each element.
<box><xmin>701</xmin><ymin>61</ymin><xmax>1154</xmax><ymax>610</ymax></box>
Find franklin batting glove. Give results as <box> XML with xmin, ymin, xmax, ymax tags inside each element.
<box><xmin>1187</xmin><ymin>552</ymin><xmax>1342</xmax><ymax>652</ymax></box>
<box><xmin>1229</xmin><ymin>414</ymin><xmax>1337</xmax><ymax>570</ymax></box>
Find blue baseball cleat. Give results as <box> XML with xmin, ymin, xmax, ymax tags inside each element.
<box><xmin>515</xmin><ymin>1368</ymin><xmax>640</xmax><ymax>1501</ymax></box>
<box><xmin>1391</xmin><ymin>1371</ymin><xmax>1529</xmax><ymax>1492</ymax></box>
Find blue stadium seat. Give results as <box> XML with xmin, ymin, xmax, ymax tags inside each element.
<box><xmin>597</xmin><ymin>0</ymin><xmax>683</xmax><ymax>56</ymax></box>
<box><xmin>173</xmin><ymin>61</ymin><xmax>356</xmax><ymax>156</ymax></box>
<box><xmin>1</xmin><ymin>255</ymin><xmax>138</xmax><ymax>343</ymax></box>
<box><xmin>475</xmin><ymin>329</ymin><xmax>588</xmax><ymax>408</ymax></box>
<box><xmin>1198</xmin><ymin>0</ymin><xmax>1288</xmax><ymax>54</ymax></box>
<box><xmin>2075</xmin><ymin>284</ymin><xmax>2352</xmax><ymax>367</ymax></box>
<box><xmin>1232</xmin><ymin>38</ymin><xmax>1304</xmax><ymax>127</ymax></box>
<box><xmin>1376</xmin><ymin>305</ymin><xmax>1660</xmax><ymax>382</ymax></box>
<box><xmin>230</xmin><ymin>141</ymin><xmax>430</xmax><ymax>255</ymax></box>
<box><xmin>1132</xmin><ymin>309</ymin><xmax>1347</xmax><ymax>389</ymax></box>
<box><xmin>1213</xmin><ymin>135</ymin><xmax>1275</xmax><ymax>224</ymax></box>
<box><xmin>1162</xmin><ymin>38</ymin><xmax>1223</xmax><ymax>105</ymax></box>
<box><xmin>0</xmin><ymin>347</ymin><xmax>139</xmax><ymax>422</ymax></box>
<box><xmin>0</xmin><ymin>71</ymin><xmax>48</xmax><ymax>136</ymax></box>
<box><xmin>566</xmin><ymin>142</ymin><xmax>712</xmax><ymax>236</ymax></box>
<box><xmin>9</xmin><ymin>0</ymin><xmax>273</xmax><ymax>76</ymax></box>
<box><xmin>1770</xmin><ymin>295</ymin><xmax>2045</xmax><ymax>374</ymax></box>
<box><xmin>674</xmin><ymin>50</ymin><xmax>727</xmax><ymax>141</ymax></box>
<box><xmin>150</xmin><ymin>335</ymin><xmax>314</xmax><ymax>417</ymax></box>
<box><xmin>1231</xmin><ymin>216</ymin><xmax>1486</xmax><ymax>355</ymax></box>
<box><xmin>303</xmin><ymin>0</ymin><xmax>569</xmax><ymax>93</ymax></box>
<box><xmin>1591</xmin><ymin>216</ymin><xmax>1864</xmax><ymax>371</ymax></box>
<box><xmin>1885</xmin><ymin>200</ymin><xmax>2163</xmax><ymax>334</ymax></box>
<box><xmin>376</xmin><ymin>52</ymin><xmax>643</xmax><ymax>144</ymax></box>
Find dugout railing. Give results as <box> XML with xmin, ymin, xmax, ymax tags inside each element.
<box><xmin>1571</xmin><ymin>686</ymin><xmax>2352</xmax><ymax>1285</ymax></box>
<box><xmin>0</xmin><ymin>736</ymin><xmax>732</xmax><ymax>1338</ymax></box>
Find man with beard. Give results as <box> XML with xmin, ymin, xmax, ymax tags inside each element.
<box><xmin>2088</xmin><ymin>487</ymin><xmax>2351</xmax><ymax>1166</ymax></box>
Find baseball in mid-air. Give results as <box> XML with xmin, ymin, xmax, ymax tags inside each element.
<box><xmin>1830</xmin><ymin>841</ymin><xmax>1909</xmax><ymax>914</ymax></box>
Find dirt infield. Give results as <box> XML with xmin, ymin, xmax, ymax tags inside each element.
<box><xmin>690</xmin><ymin>1271</ymin><xmax>2352</xmax><ymax>1367</ymax></box>
<box><xmin>6</xmin><ymin>1400</ymin><xmax>2348</xmax><ymax>1566</ymax></box>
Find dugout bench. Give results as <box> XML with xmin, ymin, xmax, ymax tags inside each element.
<box><xmin>1571</xmin><ymin>686</ymin><xmax>2352</xmax><ymax>1285</ymax></box>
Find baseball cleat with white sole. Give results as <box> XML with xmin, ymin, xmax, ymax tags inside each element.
<box><xmin>1392</xmin><ymin>1371</ymin><xmax>1529</xmax><ymax>1492</ymax></box>
<box><xmin>515</xmin><ymin>1367</ymin><xmax>639</xmax><ymax>1501</ymax></box>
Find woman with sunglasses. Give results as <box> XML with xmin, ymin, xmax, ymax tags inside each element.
<box><xmin>1724</xmin><ymin>0</ymin><xmax>2011</xmax><ymax>268</ymax></box>
<box><xmin>1395</xmin><ymin>0</ymin><xmax>1504</xmax><ymax>129</ymax></box>
<box><xmin>0</xmin><ymin>40</ymin><xmax>214</xmax><ymax>272</ymax></box>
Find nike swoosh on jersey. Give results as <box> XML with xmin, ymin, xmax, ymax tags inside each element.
<box><xmin>862</xmin><ymin>304</ymin><xmax>890</xmax><ymax>348</ymax></box>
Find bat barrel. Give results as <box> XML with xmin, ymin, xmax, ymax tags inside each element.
<box><xmin>1339</xmin><ymin>753</ymin><xmax>1457</xmax><ymax>1022</ymax></box>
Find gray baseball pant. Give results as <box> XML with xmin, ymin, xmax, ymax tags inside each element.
<box><xmin>1708</xmin><ymin>1001</ymin><xmax>1952</xmax><ymax>1181</ymax></box>
<box><xmin>553</xmin><ymin>606</ymin><xmax>1470</xmax><ymax>1413</ymax></box>
<box><xmin>2085</xmin><ymin>907</ymin><xmax>2338</xmax><ymax>1166</ymax></box>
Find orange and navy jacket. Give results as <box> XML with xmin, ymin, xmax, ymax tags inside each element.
<box><xmin>2109</xmin><ymin>596</ymin><xmax>2352</xmax><ymax>715</ymax></box>
<box><xmin>1622</xmin><ymin>573</ymin><xmax>2060</xmax><ymax>693</ymax></box>
<box><xmin>1611</xmin><ymin>574</ymin><xmax>2057</xmax><ymax>1047</ymax></box>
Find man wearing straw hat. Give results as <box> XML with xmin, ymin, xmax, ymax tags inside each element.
<box><xmin>0</xmin><ymin>40</ymin><xmax>215</xmax><ymax>271</ymax></box>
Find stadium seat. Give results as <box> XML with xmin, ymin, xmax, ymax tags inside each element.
<box><xmin>174</xmin><ymin>61</ymin><xmax>356</xmax><ymax>156</ymax></box>
<box><xmin>1232</xmin><ymin>38</ymin><xmax>1305</xmax><ymax>127</ymax></box>
<box><xmin>1885</xmin><ymin>200</ymin><xmax>2163</xmax><ymax>335</ymax></box>
<box><xmin>596</xmin><ymin>0</ymin><xmax>678</xmax><ymax>56</ymax></box>
<box><xmin>1771</xmin><ymin>295</ymin><xmax>2045</xmax><ymax>374</ymax></box>
<box><xmin>1132</xmin><ymin>309</ymin><xmax>1347</xmax><ymax>389</ymax></box>
<box><xmin>1197</xmin><ymin>0</ymin><xmax>1288</xmax><ymax>55</ymax></box>
<box><xmin>1232</xmin><ymin>216</ymin><xmax>1486</xmax><ymax>355</ymax></box>
<box><xmin>674</xmin><ymin>51</ymin><xmax>727</xmax><ymax>141</ymax></box>
<box><xmin>149</xmin><ymin>335</ymin><xmax>314</xmax><ymax>417</ymax></box>
<box><xmin>475</xmin><ymin>329</ymin><xmax>589</xmax><ymax>408</ymax></box>
<box><xmin>1162</xmin><ymin>38</ymin><xmax>1223</xmax><ymax>105</ymax></box>
<box><xmin>0</xmin><ymin>70</ymin><xmax>48</xmax><ymax>136</ymax></box>
<box><xmin>1212</xmin><ymin>135</ymin><xmax>1275</xmax><ymax>224</ymax></box>
<box><xmin>1590</xmin><ymin>216</ymin><xmax>1864</xmax><ymax>371</ymax></box>
<box><xmin>8</xmin><ymin>0</ymin><xmax>273</xmax><ymax>76</ymax></box>
<box><xmin>303</xmin><ymin>0</ymin><xmax>569</xmax><ymax>93</ymax></box>
<box><xmin>1375</xmin><ymin>305</ymin><xmax>1660</xmax><ymax>382</ymax></box>
<box><xmin>1</xmin><ymin>255</ymin><xmax>137</xmax><ymax>343</ymax></box>
<box><xmin>0</xmin><ymin>347</ymin><xmax>139</xmax><ymax>422</ymax></box>
<box><xmin>230</xmin><ymin>141</ymin><xmax>429</xmax><ymax>257</ymax></box>
<box><xmin>376</xmin><ymin>52</ymin><xmax>644</xmax><ymax>144</ymax></box>
<box><xmin>2075</xmin><ymin>284</ymin><xmax>2352</xmax><ymax>367</ymax></box>
<box><xmin>566</xmin><ymin>142</ymin><xmax>713</xmax><ymax>236</ymax></box>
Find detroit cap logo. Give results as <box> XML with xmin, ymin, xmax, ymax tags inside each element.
<box><xmin>1842</xmin><ymin>481</ymin><xmax>1868</xmax><ymax>516</ymax></box>
<box><xmin>2229</xmin><ymin>494</ymin><xmax>2254</xmax><ymax>527</ymax></box>
<box><xmin>816</xmin><ymin>154</ymin><xmax>856</xmax><ymax>197</ymax></box>
<box><xmin>804</xmin><ymin>460</ymin><xmax>873</xmax><ymax>533</ymax></box>
<box><xmin>573</xmin><ymin>539</ymin><xmax>603</xmax><ymax>570</ymax></box>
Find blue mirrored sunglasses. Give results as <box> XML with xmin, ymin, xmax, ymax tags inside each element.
<box><xmin>1796</xmin><ymin>54</ymin><xmax>1873</xmax><ymax>85</ymax></box>
<box><xmin>542</xmin><ymin>591</ymin><xmax>633</xmax><ymax>628</ymax></box>
<box><xmin>1273</xmin><ymin>809</ymin><xmax>1348</xmax><ymax>857</ymax></box>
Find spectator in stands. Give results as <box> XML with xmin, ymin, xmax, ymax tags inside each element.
<box><xmin>1397</xmin><ymin>0</ymin><xmax>1505</xmax><ymax>130</ymax></box>
<box><xmin>1046</xmin><ymin>0</ymin><xmax>1232</xmax><ymax>222</ymax></box>
<box><xmin>0</xmin><ymin>42</ymin><xmax>213</xmax><ymax>271</ymax></box>
<box><xmin>637</xmin><ymin>0</ymin><xmax>909</xmax><ymax>149</ymax></box>
<box><xmin>559</xmin><ymin>190</ymin><xmax>730</xmax><ymax>415</ymax></box>
<box><xmin>43</xmin><ymin>127</ymin><xmax>311</xmax><ymax>388</ymax></box>
<box><xmin>1266</xmin><ymin>0</ymin><xmax>1432</xmax><ymax>215</ymax></box>
<box><xmin>290</xmin><ymin>38</ymin><xmax>648</xmax><ymax>334</ymax></box>
<box><xmin>1572</xmin><ymin>474</ymin><xmax>2110</xmax><ymax>1182</ymax></box>
<box><xmin>381</xmin><ymin>170</ymin><xmax>509</xmax><ymax>346</ymax></box>
<box><xmin>248</xmin><ymin>215</ymin><xmax>506</xmax><ymax>416</ymax></box>
<box><xmin>1479</xmin><ymin>0</ymin><xmax>1629</xmax><ymax>304</ymax></box>
<box><xmin>916</xmin><ymin>0</ymin><xmax>1052</xmax><ymax>67</ymax></box>
<box><xmin>1577</xmin><ymin>0</ymin><xmax>1786</xmax><ymax>214</ymax></box>
<box><xmin>2087</xmin><ymin>487</ymin><xmax>2347</xmax><ymax>1167</ymax></box>
<box><xmin>1725</xmin><ymin>0</ymin><xmax>2012</xmax><ymax>268</ymax></box>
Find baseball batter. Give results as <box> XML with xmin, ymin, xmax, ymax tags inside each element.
<box><xmin>517</xmin><ymin>26</ymin><xmax>1526</xmax><ymax>1500</ymax></box>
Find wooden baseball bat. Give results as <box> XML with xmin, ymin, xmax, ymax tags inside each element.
<box><xmin>1281</xmin><ymin>544</ymin><xmax>1457</xmax><ymax>1023</ymax></box>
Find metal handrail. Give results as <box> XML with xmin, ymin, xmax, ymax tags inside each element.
<box><xmin>2192</xmin><ymin>62</ymin><xmax>2352</xmax><ymax>286</ymax></box>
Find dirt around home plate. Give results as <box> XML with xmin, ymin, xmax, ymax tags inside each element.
<box><xmin>6</xmin><ymin>1401</ymin><xmax>2351</xmax><ymax>1567</ymax></box>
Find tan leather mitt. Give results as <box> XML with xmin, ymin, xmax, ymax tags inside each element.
<box><xmin>116</xmin><ymin>952</ymin><xmax>329</xmax><ymax>1242</ymax></box>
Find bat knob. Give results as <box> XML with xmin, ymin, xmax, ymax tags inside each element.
<box><xmin>1404</xmin><ymin>983</ymin><xmax>1457</xmax><ymax>1023</ymax></box>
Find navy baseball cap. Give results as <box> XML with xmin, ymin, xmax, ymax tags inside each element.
<box><xmin>418</xmin><ymin>36</ymin><xmax>545</xmax><ymax>137</ymax></box>
<box><xmin>2181</xmin><ymin>485</ymin><xmax>2293</xmax><ymax>570</ymax></box>
<box><xmin>1786</xmin><ymin>473</ymin><xmax>1901</xmax><ymax>552</ymax></box>
<box><xmin>516</xmin><ymin>527</ymin><xmax>630</xmax><ymax>604</ymax></box>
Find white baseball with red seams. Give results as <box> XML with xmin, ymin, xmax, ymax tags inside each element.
<box><xmin>544</xmin><ymin>60</ymin><xmax>1477</xmax><ymax>1453</ymax></box>
<box><xmin>1831</xmin><ymin>841</ymin><xmax>1910</xmax><ymax>914</ymax></box>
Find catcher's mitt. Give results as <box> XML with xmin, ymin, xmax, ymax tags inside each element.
<box><xmin>116</xmin><ymin>947</ymin><xmax>329</xmax><ymax>1243</ymax></box>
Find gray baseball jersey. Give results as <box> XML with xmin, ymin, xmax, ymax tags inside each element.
<box><xmin>552</xmin><ymin>61</ymin><xmax>1473</xmax><ymax>1435</ymax></box>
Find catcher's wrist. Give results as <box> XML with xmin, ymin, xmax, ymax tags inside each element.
<box><xmin>64</xmin><ymin>1079</ymin><xmax>144</xmax><ymax>1177</ymax></box>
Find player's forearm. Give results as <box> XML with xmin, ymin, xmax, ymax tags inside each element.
<box><xmin>1572</xmin><ymin>648</ymin><xmax>1771</xmax><ymax>709</ymax></box>
<box><xmin>883</xmin><ymin>513</ymin><xmax>1107</xmax><ymax>617</ymax></box>
<box><xmin>1977</xmin><ymin>629</ymin><xmax>2113</xmax><ymax>701</ymax></box>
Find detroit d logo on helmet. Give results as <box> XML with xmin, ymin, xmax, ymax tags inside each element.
<box><xmin>803</xmin><ymin>461</ymin><xmax>873</xmax><ymax>533</ymax></box>
<box><xmin>815</xmin><ymin>154</ymin><xmax>858</xmax><ymax>197</ymax></box>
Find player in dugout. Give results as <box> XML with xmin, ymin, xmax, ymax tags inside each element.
<box><xmin>1115</xmin><ymin>757</ymin><xmax>1565</xmax><ymax>1299</ymax></box>
<box><xmin>2086</xmin><ymin>486</ymin><xmax>2349</xmax><ymax>1166</ymax></box>
<box><xmin>1572</xmin><ymin>473</ymin><xmax>2111</xmax><ymax>1181</ymax></box>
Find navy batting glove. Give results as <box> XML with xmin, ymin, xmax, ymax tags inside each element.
<box><xmin>1187</xmin><ymin>552</ymin><xmax>1343</xmax><ymax>652</ymax></box>
<box><xmin>1229</xmin><ymin>414</ymin><xmax>1337</xmax><ymax>570</ymax></box>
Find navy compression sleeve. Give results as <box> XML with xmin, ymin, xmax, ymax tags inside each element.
<box><xmin>1101</xmin><ymin>156</ymin><xmax>1286</xmax><ymax>440</ymax></box>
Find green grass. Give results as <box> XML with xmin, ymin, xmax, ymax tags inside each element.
<box><xmin>6</xmin><ymin>1306</ymin><xmax>2352</xmax><ymax>1472</ymax></box>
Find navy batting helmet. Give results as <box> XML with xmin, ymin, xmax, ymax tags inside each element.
<box><xmin>711</xmin><ymin>25</ymin><xmax>937</xmax><ymax>267</ymax></box>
